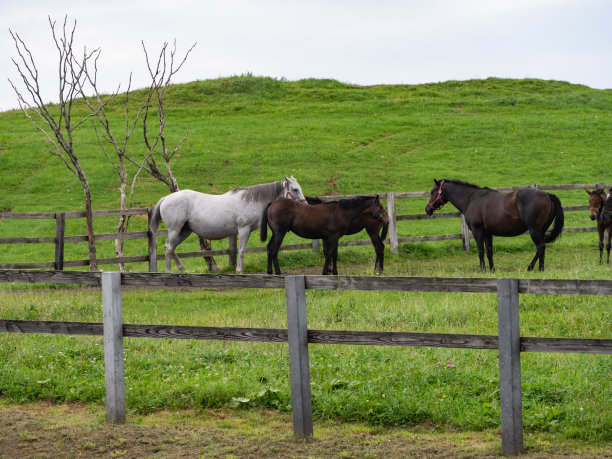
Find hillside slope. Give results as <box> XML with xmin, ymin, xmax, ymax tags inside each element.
<box><xmin>1</xmin><ymin>76</ymin><xmax>611</xmax><ymax>212</ymax></box>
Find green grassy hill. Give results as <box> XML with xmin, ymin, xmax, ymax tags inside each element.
<box><xmin>1</xmin><ymin>76</ymin><xmax>611</xmax><ymax>212</ymax></box>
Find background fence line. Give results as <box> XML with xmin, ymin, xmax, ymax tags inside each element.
<box><xmin>1</xmin><ymin>269</ymin><xmax>611</xmax><ymax>454</ymax></box>
<box><xmin>1</xmin><ymin>182</ymin><xmax>610</xmax><ymax>270</ymax></box>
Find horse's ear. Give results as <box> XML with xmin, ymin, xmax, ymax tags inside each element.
<box><xmin>434</xmin><ymin>179</ymin><xmax>440</xmax><ymax>186</ymax></box>
<box><xmin>585</xmin><ymin>189</ymin><xmax>591</xmax><ymax>196</ymax></box>
<box><xmin>284</xmin><ymin>176</ymin><xmax>289</xmax><ymax>181</ymax></box>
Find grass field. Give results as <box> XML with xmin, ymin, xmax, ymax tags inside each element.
<box><xmin>0</xmin><ymin>77</ymin><xmax>611</xmax><ymax>452</ymax></box>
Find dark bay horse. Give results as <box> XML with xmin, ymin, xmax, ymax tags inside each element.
<box><xmin>261</xmin><ymin>195</ymin><xmax>389</xmax><ymax>275</ymax></box>
<box><xmin>425</xmin><ymin>179</ymin><xmax>564</xmax><ymax>271</ymax></box>
<box><xmin>585</xmin><ymin>188</ymin><xmax>612</xmax><ymax>263</ymax></box>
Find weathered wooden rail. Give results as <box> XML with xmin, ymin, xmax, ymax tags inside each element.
<box><xmin>0</xmin><ymin>269</ymin><xmax>610</xmax><ymax>455</ymax></box>
<box><xmin>0</xmin><ymin>182</ymin><xmax>610</xmax><ymax>270</ymax></box>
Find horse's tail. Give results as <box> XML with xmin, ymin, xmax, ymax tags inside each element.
<box><xmin>260</xmin><ymin>202</ymin><xmax>272</xmax><ymax>242</ymax></box>
<box><xmin>544</xmin><ymin>193</ymin><xmax>564</xmax><ymax>243</ymax></box>
<box><xmin>149</xmin><ymin>197</ymin><xmax>165</xmax><ymax>236</ymax></box>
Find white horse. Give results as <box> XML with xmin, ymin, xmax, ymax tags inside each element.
<box><xmin>150</xmin><ymin>176</ymin><xmax>307</xmax><ymax>274</ymax></box>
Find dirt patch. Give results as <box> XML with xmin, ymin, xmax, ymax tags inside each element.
<box><xmin>356</xmin><ymin>133</ymin><xmax>394</xmax><ymax>148</ymax></box>
<box><xmin>1</xmin><ymin>400</ymin><xmax>608</xmax><ymax>458</ymax></box>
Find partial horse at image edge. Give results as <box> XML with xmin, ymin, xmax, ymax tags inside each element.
<box><xmin>585</xmin><ymin>188</ymin><xmax>612</xmax><ymax>263</ymax></box>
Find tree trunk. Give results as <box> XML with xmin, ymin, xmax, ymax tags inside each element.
<box><xmin>198</xmin><ymin>236</ymin><xmax>219</xmax><ymax>271</ymax></box>
<box><xmin>115</xmin><ymin>172</ymin><xmax>127</xmax><ymax>273</ymax></box>
<box><xmin>81</xmin><ymin>179</ymin><xmax>97</xmax><ymax>271</ymax></box>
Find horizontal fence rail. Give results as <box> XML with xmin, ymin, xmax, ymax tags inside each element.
<box><xmin>1</xmin><ymin>269</ymin><xmax>611</xmax><ymax>455</ymax></box>
<box><xmin>1</xmin><ymin>181</ymin><xmax>611</xmax><ymax>270</ymax></box>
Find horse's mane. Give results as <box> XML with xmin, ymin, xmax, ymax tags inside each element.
<box><xmin>305</xmin><ymin>196</ymin><xmax>324</xmax><ymax>205</ymax></box>
<box><xmin>306</xmin><ymin>195</ymin><xmax>377</xmax><ymax>209</ymax></box>
<box><xmin>442</xmin><ymin>179</ymin><xmax>492</xmax><ymax>191</ymax></box>
<box><xmin>338</xmin><ymin>195</ymin><xmax>377</xmax><ymax>209</ymax></box>
<box><xmin>231</xmin><ymin>180</ymin><xmax>284</xmax><ymax>203</ymax></box>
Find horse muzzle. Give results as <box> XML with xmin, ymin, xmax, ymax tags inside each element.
<box><xmin>590</xmin><ymin>214</ymin><xmax>597</xmax><ymax>221</ymax></box>
<box><xmin>425</xmin><ymin>205</ymin><xmax>434</xmax><ymax>216</ymax></box>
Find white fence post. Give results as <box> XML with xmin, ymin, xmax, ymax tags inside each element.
<box><xmin>102</xmin><ymin>272</ymin><xmax>126</xmax><ymax>423</ymax></box>
<box><xmin>460</xmin><ymin>213</ymin><xmax>471</xmax><ymax>251</ymax></box>
<box><xmin>497</xmin><ymin>278</ymin><xmax>523</xmax><ymax>455</ymax></box>
<box><xmin>387</xmin><ymin>192</ymin><xmax>398</xmax><ymax>254</ymax></box>
<box><xmin>285</xmin><ymin>275</ymin><xmax>313</xmax><ymax>436</ymax></box>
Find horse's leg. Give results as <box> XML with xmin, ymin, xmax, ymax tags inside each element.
<box><xmin>165</xmin><ymin>224</ymin><xmax>191</xmax><ymax>274</ymax></box>
<box><xmin>235</xmin><ymin>226</ymin><xmax>252</xmax><ymax>274</ymax></box>
<box><xmin>366</xmin><ymin>227</ymin><xmax>384</xmax><ymax>273</ymax></box>
<box><xmin>598</xmin><ymin>225</ymin><xmax>605</xmax><ymax>264</ymax></box>
<box><xmin>322</xmin><ymin>239</ymin><xmax>331</xmax><ymax>273</ymax></box>
<box><xmin>267</xmin><ymin>230</ymin><xmax>286</xmax><ymax>275</ymax></box>
<box><xmin>327</xmin><ymin>236</ymin><xmax>340</xmax><ymax>275</ymax></box>
<box><xmin>484</xmin><ymin>234</ymin><xmax>495</xmax><ymax>272</ymax></box>
<box><xmin>527</xmin><ymin>229</ymin><xmax>546</xmax><ymax>271</ymax></box>
<box><xmin>322</xmin><ymin>238</ymin><xmax>332</xmax><ymax>275</ymax></box>
<box><xmin>266</xmin><ymin>236</ymin><xmax>274</xmax><ymax>274</ymax></box>
<box><xmin>331</xmin><ymin>241</ymin><xmax>339</xmax><ymax>275</ymax></box>
<box><xmin>606</xmin><ymin>228</ymin><xmax>611</xmax><ymax>264</ymax></box>
<box><xmin>472</xmin><ymin>229</ymin><xmax>486</xmax><ymax>271</ymax></box>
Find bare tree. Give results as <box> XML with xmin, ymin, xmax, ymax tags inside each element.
<box><xmin>77</xmin><ymin>68</ymin><xmax>147</xmax><ymax>271</ymax></box>
<box><xmin>8</xmin><ymin>17</ymin><xmax>113</xmax><ymax>271</ymax></box>
<box><xmin>138</xmin><ymin>40</ymin><xmax>219</xmax><ymax>271</ymax></box>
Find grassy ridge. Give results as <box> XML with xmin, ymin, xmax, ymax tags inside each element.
<box><xmin>1</xmin><ymin>76</ymin><xmax>611</xmax><ymax>211</ymax></box>
<box><xmin>0</xmin><ymin>77</ymin><xmax>611</xmax><ymax>446</ymax></box>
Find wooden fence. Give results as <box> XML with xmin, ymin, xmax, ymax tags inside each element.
<box><xmin>0</xmin><ymin>269</ymin><xmax>611</xmax><ymax>455</ymax></box>
<box><xmin>0</xmin><ymin>182</ymin><xmax>610</xmax><ymax>271</ymax></box>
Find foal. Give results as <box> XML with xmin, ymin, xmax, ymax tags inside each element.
<box><xmin>305</xmin><ymin>196</ymin><xmax>389</xmax><ymax>273</ymax></box>
<box><xmin>585</xmin><ymin>188</ymin><xmax>612</xmax><ymax>263</ymax></box>
<box><xmin>261</xmin><ymin>196</ymin><xmax>388</xmax><ymax>275</ymax></box>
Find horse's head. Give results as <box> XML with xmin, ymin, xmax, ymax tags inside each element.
<box><xmin>425</xmin><ymin>179</ymin><xmax>447</xmax><ymax>215</ymax></box>
<box><xmin>370</xmin><ymin>195</ymin><xmax>389</xmax><ymax>225</ymax></box>
<box><xmin>283</xmin><ymin>176</ymin><xmax>307</xmax><ymax>203</ymax></box>
<box><xmin>372</xmin><ymin>195</ymin><xmax>389</xmax><ymax>240</ymax></box>
<box><xmin>585</xmin><ymin>188</ymin><xmax>606</xmax><ymax>221</ymax></box>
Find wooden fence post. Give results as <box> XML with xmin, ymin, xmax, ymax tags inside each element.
<box><xmin>285</xmin><ymin>275</ymin><xmax>313</xmax><ymax>436</ymax></box>
<box><xmin>228</xmin><ymin>235</ymin><xmax>238</xmax><ymax>268</ymax></box>
<box><xmin>54</xmin><ymin>212</ymin><xmax>65</xmax><ymax>271</ymax></box>
<box><xmin>387</xmin><ymin>192</ymin><xmax>398</xmax><ymax>254</ymax></box>
<box><xmin>460</xmin><ymin>213</ymin><xmax>471</xmax><ymax>251</ymax></box>
<box><xmin>497</xmin><ymin>278</ymin><xmax>523</xmax><ymax>455</ymax></box>
<box><xmin>147</xmin><ymin>208</ymin><xmax>157</xmax><ymax>273</ymax></box>
<box><xmin>102</xmin><ymin>272</ymin><xmax>126</xmax><ymax>423</ymax></box>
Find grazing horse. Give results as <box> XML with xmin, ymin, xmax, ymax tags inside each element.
<box><xmin>585</xmin><ymin>188</ymin><xmax>612</xmax><ymax>263</ymax></box>
<box><xmin>261</xmin><ymin>195</ymin><xmax>389</xmax><ymax>275</ymax></box>
<box><xmin>305</xmin><ymin>196</ymin><xmax>389</xmax><ymax>273</ymax></box>
<box><xmin>425</xmin><ymin>179</ymin><xmax>564</xmax><ymax>271</ymax></box>
<box><xmin>150</xmin><ymin>176</ymin><xmax>307</xmax><ymax>274</ymax></box>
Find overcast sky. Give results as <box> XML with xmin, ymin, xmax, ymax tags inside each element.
<box><xmin>2</xmin><ymin>0</ymin><xmax>612</xmax><ymax>112</ymax></box>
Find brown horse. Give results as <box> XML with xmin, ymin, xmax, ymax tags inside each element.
<box><xmin>261</xmin><ymin>195</ymin><xmax>389</xmax><ymax>275</ymax></box>
<box><xmin>425</xmin><ymin>179</ymin><xmax>564</xmax><ymax>271</ymax></box>
<box><xmin>585</xmin><ymin>188</ymin><xmax>612</xmax><ymax>263</ymax></box>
